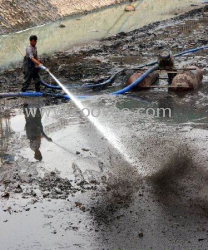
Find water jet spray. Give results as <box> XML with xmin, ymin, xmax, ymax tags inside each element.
<box><xmin>48</xmin><ymin>70</ymin><xmax>134</xmax><ymax>166</ymax></box>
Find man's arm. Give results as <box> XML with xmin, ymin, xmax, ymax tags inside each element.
<box><xmin>31</xmin><ymin>57</ymin><xmax>41</xmax><ymax>66</ymax></box>
<box><xmin>27</xmin><ymin>47</ymin><xmax>43</xmax><ymax>67</ymax></box>
<box><xmin>41</xmin><ymin>128</ymin><xmax>53</xmax><ymax>142</ymax></box>
<box><xmin>30</xmin><ymin>56</ymin><xmax>48</xmax><ymax>71</ymax></box>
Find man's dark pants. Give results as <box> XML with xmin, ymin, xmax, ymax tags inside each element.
<box><xmin>22</xmin><ymin>70</ymin><xmax>41</xmax><ymax>92</ymax></box>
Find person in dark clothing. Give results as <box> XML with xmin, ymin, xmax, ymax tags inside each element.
<box><xmin>23</xmin><ymin>104</ymin><xmax>52</xmax><ymax>161</ymax></box>
<box><xmin>22</xmin><ymin>35</ymin><xmax>48</xmax><ymax>92</ymax></box>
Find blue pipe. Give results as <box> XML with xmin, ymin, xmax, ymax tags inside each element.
<box><xmin>135</xmin><ymin>45</ymin><xmax>208</xmax><ymax>69</ymax></box>
<box><xmin>0</xmin><ymin>92</ymin><xmax>43</xmax><ymax>98</ymax></box>
<box><xmin>112</xmin><ymin>65</ymin><xmax>158</xmax><ymax>95</ymax></box>
<box><xmin>42</xmin><ymin>45</ymin><xmax>208</xmax><ymax>91</ymax></box>
<box><xmin>41</xmin><ymin>75</ymin><xmax>116</xmax><ymax>90</ymax></box>
<box><xmin>1</xmin><ymin>45</ymin><xmax>207</xmax><ymax>99</ymax></box>
<box><xmin>41</xmin><ymin>80</ymin><xmax>82</xmax><ymax>90</ymax></box>
<box><xmin>41</xmin><ymin>80</ymin><xmax>62</xmax><ymax>90</ymax></box>
<box><xmin>82</xmin><ymin>73</ymin><xmax>118</xmax><ymax>89</ymax></box>
<box><xmin>84</xmin><ymin>45</ymin><xmax>208</xmax><ymax>89</ymax></box>
<box><xmin>0</xmin><ymin>65</ymin><xmax>155</xmax><ymax>99</ymax></box>
<box><xmin>0</xmin><ymin>92</ymin><xmax>87</xmax><ymax>100</ymax></box>
<box><xmin>174</xmin><ymin>45</ymin><xmax>208</xmax><ymax>58</ymax></box>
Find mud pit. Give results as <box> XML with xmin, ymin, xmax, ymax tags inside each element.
<box><xmin>1</xmin><ymin>5</ymin><xmax>208</xmax><ymax>250</ymax></box>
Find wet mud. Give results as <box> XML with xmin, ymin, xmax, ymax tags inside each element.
<box><xmin>0</xmin><ymin>5</ymin><xmax>208</xmax><ymax>250</ymax></box>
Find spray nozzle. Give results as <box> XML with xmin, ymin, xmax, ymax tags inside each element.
<box><xmin>39</xmin><ymin>64</ymin><xmax>49</xmax><ymax>72</ymax></box>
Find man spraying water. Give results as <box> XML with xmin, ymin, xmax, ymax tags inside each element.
<box><xmin>21</xmin><ymin>35</ymin><xmax>48</xmax><ymax>92</ymax></box>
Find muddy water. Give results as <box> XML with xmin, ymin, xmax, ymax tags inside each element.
<box><xmin>1</xmin><ymin>79</ymin><xmax>208</xmax><ymax>169</ymax></box>
<box><xmin>0</xmin><ymin>0</ymin><xmax>205</xmax><ymax>69</ymax></box>
<box><xmin>1</xmin><ymin>64</ymin><xmax>208</xmax><ymax>250</ymax></box>
<box><xmin>1</xmin><ymin>96</ymin><xmax>208</xmax><ymax>249</ymax></box>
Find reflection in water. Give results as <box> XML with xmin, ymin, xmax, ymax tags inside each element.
<box><xmin>23</xmin><ymin>104</ymin><xmax>52</xmax><ymax>161</ymax></box>
<box><xmin>157</xmin><ymin>96</ymin><xmax>174</xmax><ymax>118</ymax></box>
<box><xmin>115</xmin><ymin>86</ymin><xmax>208</xmax><ymax>125</ymax></box>
<box><xmin>0</xmin><ymin>111</ymin><xmax>14</xmax><ymax>165</ymax></box>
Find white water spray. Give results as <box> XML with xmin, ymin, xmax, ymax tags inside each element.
<box><xmin>49</xmin><ymin>72</ymin><xmax>133</xmax><ymax>165</ymax></box>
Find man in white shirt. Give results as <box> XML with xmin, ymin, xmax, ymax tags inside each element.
<box><xmin>22</xmin><ymin>35</ymin><xmax>48</xmax><ymax>92</ymax></box>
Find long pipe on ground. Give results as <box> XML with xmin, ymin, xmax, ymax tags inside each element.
<box><xmin>40</xmin><ymin>74</ymin><xmax>118</xmax><ymax>90</ymax></box>
<box><xmin>1</xmin><ymin>45</ymin><xmax>207</xmax><ymax>99</ymax></box>
<box><xmin>41</xmin><ymin>81</ymin><xmax>62</xmax><ymax>90</ymax></box>
<box><xmin>40</xmin><ymin>45</ymin><xmax>208</xmax><ymax>91</ymax></box>
<box><xmin>41</xmin><ymin>80</ymin><xmax>81</xmax><ymax>90</ymax></box>
<box><xmin>84</xmin><ymin>45</ymin><xmax>208</xmax><ymax>89</ymax></box>
<box><xmin>0</xmin><ymin>91</ymin><xmax>87</xmax><ymax>99</ymax></box>
<box><xmin>0</xmin><ymin>65</ymin><xmax>157</xmax><ymax>99</ymax></box>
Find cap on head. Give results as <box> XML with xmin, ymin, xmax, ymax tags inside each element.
<box><xmin>30</xmin><ymin>35</ymin><xmax>38</xmax><ymax>42</ymax></box>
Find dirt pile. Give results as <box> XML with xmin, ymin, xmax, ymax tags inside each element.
<box><xmin>0</xmin><ymin>0</ymin><xmax>126</xmax><ymax>35</ymax></box>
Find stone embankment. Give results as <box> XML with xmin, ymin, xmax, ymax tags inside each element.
<box><xmin>0</xmin><ymin>0</ymin><xmax>126</xmax><ymax>34</ymax></box>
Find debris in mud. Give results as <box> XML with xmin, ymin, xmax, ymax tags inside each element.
<box><xmin>124</xmin><ymin>5</ymin><xmax>135</xmax><ymax>11</ymax></box>
<box><xmin>198</xmin><ymin>238</ymin><xmax>205</xmax><ymax>241</ymax></box>
<box><xmin>72</xmin><ymin>163</ymin><xmax>84</xmax><ymax>184</ymax></box>
<box><xmin>59</xmin><ymin>24</ymin><xmax>66</xmax><ymax>28</ymax></box>
<box><xmin>39</xmin><ymin>171</ymin><xmax>73</xmax><ymax>199</ymax></box>
<box><xmin>13</xmin><ymin>184</ymin><xmax>23</xmax><ymax>194</ymax></box>
<box><xmin>1</xmin><ymin>192</ymin><xmax>10</xmax><ymax>199</ymax></box>
<box><xmin>22</xmin><ymin>188</ymin><xmax>37</xmax><ymax>198</ymax></box>
<box><xmin>90</xmin><ymin>180</ymin><xmax>100</xmax><ymax>185</ymax></box>
<box><xmin>75</xmin><ymin>202</ymin><xmax>86</xmax><ymax>212</ymax></box>
<box><xmin>3</xmin><ymin>207</ymin><xmax>12</xmax><ymax>214</ymax></box>
<box><xmin>138</xmin><ymin>232</ymin><xmax>144</xmax><ymax>238</ymax></box>
<box><xmin>82</xmin><ymin>148</ymin><xmax>90</xmax><ymax>152</ymax></box>
<box><xmin>204</xmin><ymin>5</ymin><xmax>208</xmax><ymax>12</ymax></box>
<box><xmin>30</xmin><ymin>198</ymin><xmax>38</xmax><ymax>204</ymax></box>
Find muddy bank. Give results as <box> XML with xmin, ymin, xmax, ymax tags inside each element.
<box><xmin>0</xmin><ymin>0</ymin><xmax>127</xmax><ymax>35</ymax></box>
<box><xmin>0</xmin><ymin>0</ymin><xmax>206</xmax><ymax>70</ymax></box>
<box><xmin>1</xmin><ymin>6</ymin><xmax>207</xmax><ymax>91</ymax></box>
<box><xmin>0</xmin><ymin>6</ymin><xmax>208</xmax><ymax>250</ymax></box>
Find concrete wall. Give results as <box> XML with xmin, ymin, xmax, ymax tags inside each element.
<box><xmin>0</xmin><ymin>0</ymin><xmax>126</xmax><ymax>35</ymax></box>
